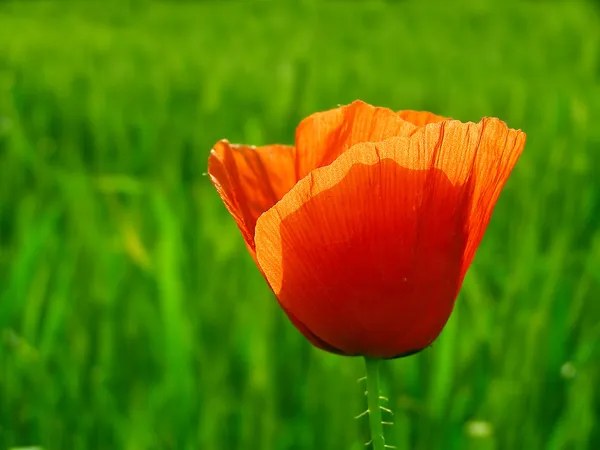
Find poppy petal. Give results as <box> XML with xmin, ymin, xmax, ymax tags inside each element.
<box><xmin>255</xmin><ymin>119</ymin><xmax>524</xmax><ymax>358</ymax></box>
<box><xmin>255</xmin><ymin>129</ymin><xmax>466</xmax><ymax>357</ymax></box>
<box><xmin>208</xmin><ymin>140</ymin><xmax>296</xmax><ymax>254</ymax></box>
<box><xmin>294</xmin><ymin>100</ymin><xmax>418</xmax><ymax>180</ymax></box>
<box><xmin>398</xmin><ymin>110</ymin><xmax>447</xmax><ymax>127</ymax></box>
<box><xmin>460</xmin><ymin>119</ymin><xmax>526</xmax><ymax>274</ymax></box>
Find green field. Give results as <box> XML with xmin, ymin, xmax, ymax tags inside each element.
<box><xmin>1</xmin><ymin>1</ymin><xmax>599</xmax><ymax>449</ymax></box>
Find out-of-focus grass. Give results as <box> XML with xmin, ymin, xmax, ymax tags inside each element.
<box><xmin>0</xmin><ymin>1</ymin><xmax>599</xmax><ymax>449</ymax></box>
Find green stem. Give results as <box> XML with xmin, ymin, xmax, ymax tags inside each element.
<box><xmin>364</xmin><ymin>357</ymin><xmax>386</xmax><ymax>450</ymax></box>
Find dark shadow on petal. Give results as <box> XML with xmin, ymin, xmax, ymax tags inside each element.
<box><xmin>279</xmin><ymin>305</ymin><xmax>348</xmax><ymax>356</ymax></box>
<box><xmin>385</xmin><ymin>347</ymin><xmax>428</xmax><ymax>360</ymax></box>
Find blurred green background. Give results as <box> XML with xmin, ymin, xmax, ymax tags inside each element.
<box><xmin>1</xmin><ymin>1</ymin><xmax>599</xmax><ymax>449</ymax></box>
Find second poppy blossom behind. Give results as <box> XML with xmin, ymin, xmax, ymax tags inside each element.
<box><xmin>209</xmin><ymin>100</ymin><xmax>525</xmax><ymax>358</ymax></box>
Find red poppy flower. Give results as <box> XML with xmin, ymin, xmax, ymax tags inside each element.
<box><xmin>209</xmin><ymin>101</ymin><xmax>525</xmax><ymax>359</ymax></box>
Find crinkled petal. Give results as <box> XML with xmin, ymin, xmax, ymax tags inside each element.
<box><xmin>294</xmin><ymin>100</ymin><xmax>418</xmax><ymax>180</ymax></box>
<box><xmin>208</xmin><ymin>140</ymin><xmax>296</xmax><ymax>255</ymax></box>
<box><xmin>460</xmin><ymin>120</ymin><xmax>526</xmax><ymax>273</ymax></box>
<box><xmin>398</xmin><ymin>109</ymin><xmax>447</xmax><ymax>127</ymax></box>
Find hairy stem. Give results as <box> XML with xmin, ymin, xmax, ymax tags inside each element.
<box><xmin>364</xmin><ymin>357</ymin><xmax>385</xmax><ymax>450</ymax></box>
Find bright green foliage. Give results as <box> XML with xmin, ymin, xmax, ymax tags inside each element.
<box><xmin>1</xmin><ymin>2</ymin><xmax>599</xmax><ymax>449</ymax></box>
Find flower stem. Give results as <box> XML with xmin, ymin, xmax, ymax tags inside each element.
<box><xmin>364</xmin><ymin>357</ymin><xmax>386</xmax><ymax>450</ymax></box>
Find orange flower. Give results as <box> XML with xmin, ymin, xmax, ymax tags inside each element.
<box><xmin>209</xmin><ymin>101</ymin><xmax>525</xmax><ymax>358</ymax></box>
